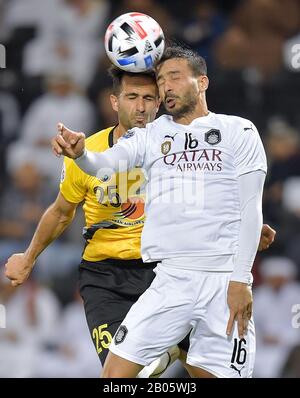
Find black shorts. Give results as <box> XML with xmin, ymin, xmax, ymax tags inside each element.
<box><xmin>78</xmin><ymin>258</ymin><xmax>190</xmax><ymax>365</ymax></box>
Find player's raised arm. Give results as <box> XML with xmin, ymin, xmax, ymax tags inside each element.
<box><xmin>54</xmin><ymin>125</ymin><xmax>148</xmax><ymax>178</ymax></box>
<box><xmin>52</xmin><ymin>123</ymin><xmax>86</xmax><ymax>158</ymax></box>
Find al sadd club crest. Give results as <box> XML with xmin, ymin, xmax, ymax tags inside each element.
<box><xmin>205</xmin><ymin>129</ymin><xmax>221</xmax><ymax>145</ymax></box>
<box><xmin>161</xmin><ymin>140</ymin><xmax>172</xmax><ymax>155</ymax></box>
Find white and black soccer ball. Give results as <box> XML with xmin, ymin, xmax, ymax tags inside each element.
<box><xmin>104</xmin><ymin>12</ymin><xmax>165</xmax><ymax>73</ymax></box>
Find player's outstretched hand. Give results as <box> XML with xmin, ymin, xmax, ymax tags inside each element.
<box><xmin>5</xmin><ymin>253</ymin><xmax>35</xmax><ymax>287</ymax></box>
<box><xmin>258</xmin><ymin>224</ymin><xmax>276</xmax><ymax>251</ymax></box>
<box><xmin>52</xmin><ymin>123</ymin><xmax>86</xmax><ymax>159</ymax></box>
<box><xmin>226</xmin><ymin>281</ymin><xmax>253</xmax><ymax>339</ymax></box>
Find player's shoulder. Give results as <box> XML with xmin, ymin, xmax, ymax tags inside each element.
<box><xmin>119</xmin><ymin>116</ymin><xmax>172</xmax><ymax>140</ymax></box>
<box><xmin>152</xmin><ymin>114</ymin><xmax>172</xmax><ymax>126</ymax></box>
<box><xmin>212</xmin><ymin>113</ymin><xmax>260</xmax><ymax>139</ymax></box>
<box><xmin>85</xmin><ymin>126</ymin><xmax>114</xmax><ymax>151</ymax></box>
<box><xmin>214</xmin><ymin>113</ymin><xmax>256</xmax><ymax>129</ymax></box>
<box><xmin>144</xmin><ymin>115</ymin><xmax>173</xmax><ymax>133</ymax></box>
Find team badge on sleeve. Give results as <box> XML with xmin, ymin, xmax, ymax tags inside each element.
<box><xmin>205</xmin><ymin>129</ymin><xmax>221</xmax><ymax>145</ymax></box>
<box><xmin>114</xmin><ymin>325</ymin><xmax>128</xmax><ymax>345</ymax></box>
<box><xmin>123</xmin><ymin>129</ymin><xmax>135</xmax><ymax>139</ymax></box>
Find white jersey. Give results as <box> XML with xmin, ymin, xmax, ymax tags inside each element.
<box><xmin>76</xmin><ymin>112</ymin><xmax>267</xmax><ymax>269</ymax></box>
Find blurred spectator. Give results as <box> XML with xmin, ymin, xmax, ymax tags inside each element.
<box><xmin>22</xmin><ymin>0</ymin><xmax>109</xmax><ymax>88</ymax></box>
<box><xmin>214</xmin><ymin>26</ymin><xmax>283</xmax><ymax>79</ymax></box>
<box><xmin>0</xmin><ymin>274</ymin><xmax>60</xmax><ymax>377</ymax></box>
<box><xmin>280</xmin><ymin>177</ymin><xmax>300</xmax><ymax>272</ymax></box>
<box><xmin>263</xmin><ymin>119</ymin><xmax>300</xmax><ymax>236</ymax></box>
<box><xmin>0</xmin><ymin>0</ymin><xmax>61</xmax><ymax>40</ymax></box>
<box><xmin>34</xmin><ymin>291</ymin><xmax>100</xmax><ymax>378</ymax></box>
<box><xmin>0</xmin><ymin>89</ymin><xmax>20</xmax><ymax>191</ymax></box>
<box><xmin>87</xmin><ymin>53</ymin><xmax>115</xmax><ymax>103</ymax></box>
<box><xmin>281</xmin><ymin>345</ymin><xmax>300</xmax><ymax>378</ymax></box>
<box><xmin>254</xmin><ymin>257</ymin><xmax>300</xmax><ymax>378</ymax></box>
<box><xmin>0</xmin><ymin>0</ymin><xmax>5</xmax><ymax>40</ymax></box>
<box><xmin>9</xmin><ymin>73</ymin><xmax>95</xmax><ymax>186</ymax></box>
<box><xmin>0</xmin><ymin>154</ymin><xmax>84</xmax><ymax>280</ymax></box>
<box><xmin>21</xmin><ymin>74</ymin><xmax>95</xmax><ymax>142</ymax></box>
<box><xmin>232</xmin><ymin>0</ymin><xmax>300</xmax><ymax>38</ymax></box>
<box><xmin>214</xmin><ymin>0</ymin><xmax>300</xmax><ymax>79</ymax></box>
<box><xmin>265</xmin><ymin>118</ymin><xmax>300</xmax><ymax>194</ymax></box>
<box><xmin>61</xmin><ymin>0</ymin><xmax>109</xmax><ymax>41</ymax></box>
<box><xmin>0</xmin><ymin>161</ymin><xmax>54</xmax><ymax>259</ymax></box>
<box><xmin>180</xmin><ymin>0</ymin><xmax>227</xmax><ymax>67</ymax></box>
<box><xmin>113</xmin><ymin>0</ymin><xmax>177</xmax><ymax>37</ymax></box>
<box><xmin>282</xmin><ymin>177</ymin><xmax>300</xmax><ymax>217</ymax></box>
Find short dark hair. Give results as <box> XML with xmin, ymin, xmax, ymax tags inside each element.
<box><xmin>156</xmin><ymin>45</ymin><xmax>207</xmax><ymax>76</ymax></box>
<box><xmin>108</xmin><ymin>65</ymin><xmax>156</xmax><ymax>95</ymax></box>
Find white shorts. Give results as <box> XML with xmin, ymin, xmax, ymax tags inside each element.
<box><xmin>109</xmin><ymin>264</ymin><xmax>256</xmax><ymax>378</ymax></box>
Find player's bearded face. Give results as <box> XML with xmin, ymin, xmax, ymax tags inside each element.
<box><xmin>156</xmin><ymin>59</ymin><xmax>199</xmax><ymax>119</ymax></box>
<box><xmin>164</xmin><ymin>86</ymin><xmax>198</xmax><ymax>119</ymax></box>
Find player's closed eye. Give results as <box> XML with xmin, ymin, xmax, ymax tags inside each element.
<box><xmin>127</xmin><ymin>94</ymin><xmax>138</xmax><ymax>100</ymax></box>
<box><xmin>144</xmin><ymin>96</ymin><xmax>156</xmax><ymax>101</ymax></box>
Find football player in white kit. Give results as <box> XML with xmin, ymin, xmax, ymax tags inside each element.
<box><xmin>53</xmin><ymin>46</ymin><xmax>267</xmax><ymax>378</ymax></box>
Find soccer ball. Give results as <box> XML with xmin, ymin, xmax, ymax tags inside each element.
<box><xmin>104</xmin><ymin>12</ymin><xmax>165</xmax><ymax>73</ymax></box>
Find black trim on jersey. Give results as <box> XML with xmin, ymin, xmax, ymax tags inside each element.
<box><xmin>80</xmin><ymin>257</ymin><xmax>150</xmax><ymax>270</ymax></box>
<box><xmin>83</xmin><ymin>222</ymin><xmax>119</xmax><ymax>241</ymax></box>
<box><xmin>108</xmin><ymin>125</ymin><xmax>118</xmax><ymax>148</ymax></box>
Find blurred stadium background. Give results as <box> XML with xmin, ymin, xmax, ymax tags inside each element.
<box><xmin>0</xmin><ymin>0</ymin><xmax>300</xmax><ymax>378</ymax></box>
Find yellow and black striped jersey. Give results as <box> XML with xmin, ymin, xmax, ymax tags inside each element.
<box><xmin>60</xmin><ymin>126</ymin><xmax>145</xmax><ymax>262</ymax></box>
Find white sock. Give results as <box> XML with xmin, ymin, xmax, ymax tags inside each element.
<box><xmin>137</xmin><ymin>345</ymin><xmax>180</xmax><ymax>378</ymax></box>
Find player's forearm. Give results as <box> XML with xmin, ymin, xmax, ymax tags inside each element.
<box><xmin>75</xmin><ymin>146</ymin><xmax>131</xmax><ymax>177</ymax></box>
<box><xmin>25</xmin><ymin>203</ymin><xmax>75</xmax><ymax>263</ymax></box>
<box><xmin>231</xmin><ymin>171</ymin><xmax>265</xmax><ymax>284</ymax></box>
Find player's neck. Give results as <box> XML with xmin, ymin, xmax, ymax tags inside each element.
<box><xmin>113</xmin><ymin>124</ymin><xmax>126</xmax><ymax>144</ymax></box>
<box><xmin>173</xmin><ymin>99</ymin><xmax>209</xmax><ymax>125</ymax></box>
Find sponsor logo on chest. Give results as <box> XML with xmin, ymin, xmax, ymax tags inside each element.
<box><xmin>160</xmin><ymin>130</ymin><xmax>223</xmax><ymax>172</ymax></box>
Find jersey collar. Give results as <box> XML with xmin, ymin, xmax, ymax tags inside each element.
<box><xmin>108</xmin><ymin>125</ymin><xmax>118</xmax><ymax>148</ymax></box>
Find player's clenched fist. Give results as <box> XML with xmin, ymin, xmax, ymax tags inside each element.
<box><xmin>52</xmin><ymin>123</ymin><xmax>86</xmax><ymax>159</ymax></box>
<box><xmin>259</xmin><ymin>224</ymin><xmax>276</xmax><ymax>251</ymax></box>
<box><xmin>5</xmin><ymin>253</ymin><xmax>35</xmax><ymax>287</ymax></box>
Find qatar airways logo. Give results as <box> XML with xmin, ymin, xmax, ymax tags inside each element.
<box><xmin>163</xmin><ymin>148</ymin><xmax>223</xmax><ymax>172</ymax></box>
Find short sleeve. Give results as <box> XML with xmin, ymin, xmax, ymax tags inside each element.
<box><xmin>60</xmin><ymin>157</ymin><xmax>87</xmax><ymax>203</ymax></box>
<box><xmin>233</xmin><ymin>121</ymin><xmax>267</xmax><ymax>177</ymax></box>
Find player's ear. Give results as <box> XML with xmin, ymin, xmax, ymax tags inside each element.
<box><xmin>197</xmin><ymin>75</ymin><xmax>209</xmax><ymax>92</ymax></box>
<box><xmin>156</xmin><ymin>97</ymin><xmax>161</xmax><ymax>112</ymax></box>
<box><xmin>110</xmin><ymin>94</ymin><xmax>119</xmax><ymax>112</ymax></box>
